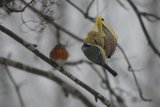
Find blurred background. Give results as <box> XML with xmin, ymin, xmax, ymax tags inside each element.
<box><xmin>0</xmin><ymin>0</ymin><xmax>160</xmax><ymax>107</ymax></box>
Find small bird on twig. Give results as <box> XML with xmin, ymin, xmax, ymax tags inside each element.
<box><xmin>50</xmin><ymin>44</ymin><xmax>69</xmax><ymax>67</ymax></box>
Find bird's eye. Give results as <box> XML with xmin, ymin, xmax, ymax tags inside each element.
<box><xmin>101</xmin><ymin>18</ymin><xmax>104</xmax><ymax>21</ymax></box>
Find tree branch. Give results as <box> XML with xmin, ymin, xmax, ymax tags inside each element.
<box><xmin>115</xmin><ymin>0</ymin><xmax>128</xmax><ymax>10</ymax></box>
<box><xmin>117</xmin><ymin>44</ymin><xmax>152</xmax><ymax>102</ymax></box>
<box><xmin>127</xmin><ymin>0</ymin><xmax>160</xmax><ymax>58</ymax></box>
<box><xmin>20</xmin><ymin>0</ymin><xmax>83</xmax><ymax>42</ymax></box>
<box><xmin>0</xmin><ymin>56</ymin><xmax>95</xmax><ymax>107</ymax></box>
<box><xmin>0</xmin><ymin>24</ymin><xmax>112</xmax><ymax>107</ymax></box>
<box><xmin>65</xmin><ymin>0</ymin><xmax>95</xmax><ymax>21</ymax></box>
<box><xmin>86</xmin><ymin>0</ymin><xmax>95</xmax><ymax>15</ymax></box>
<box><xmin>103</xmin><ymin>68</ymin><xmax>125</xmax><ymax>104</ymax></box>
<box><xmin>5</xmin><ymin>0</ymin><xmax>35</xmax><ymax>12</ymax></box>
<box><xmin>5</xmin><ymin>64</ymin><xmax>25</xmax><ymax>107</ymax></box>
<box><xmin>140</xmin><ymin>12</ymin><xmax>160</xmax><ymax>22</ymax></box>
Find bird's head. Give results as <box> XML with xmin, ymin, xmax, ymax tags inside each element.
<box><xmin>96</xmin><ymin>16</ymin><xmax>104</xmax><ymax>33</ymax></box>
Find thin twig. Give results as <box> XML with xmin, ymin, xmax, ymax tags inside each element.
<box><xmin>56</xmin><ymin>27</ymin><xmax>61</xmax><ymax>44</ymax></box>
<box><xmin>117</xmin><ymin>44</ymin><xmax>152</xmax><ymax>102</ymax></box>
<box><xmin>127</xmin><ymin>0</ymin><xmax>160</xmax><ymax>58</ymax></box>
<box><xmin>4</xmin><ymin>65</ymin><xmax>25</xmax><ymax>107</ymax></box>
<box><xmin>66</xmin><ymin>60</ymin><xmax>104</xmax><ymax>80</ymax></box>
<box><xmin>86</xmin><ymin>0</ymin><xmax>95</xmax><ymax>15</ymax></box>
<box><xmin>65</xmin><ymin>60</ymin><xmax>92</xmax><ymax>65</ymax></box>
<box><xmin>140</xmin><ymin>12</ymin><xmax>160</xmax><ymax>22</ymax></box>
<box><xmin>89</xmin><ymin>64</ymin><xmax>104</xmax><ymax>80</ymax></box>
<box><xmin>0</xmin><ymin>24</ymin><xmax>113</xmax><ymax>107</ymax></box>
<box><xmin>115</xmin><ymin>0</ymin><xmax>128</xmax><ymax>10</ymax></box>
<box><xmin>102</xmin><ymin>68</ymin><xmax>125</xmax><ymax>106</ymax></box>
<box><xmin>65</xmin><ymin>0</ymin><xmax>95</xmax><ymax>21</ymax></box>
<box><xmin>21</xmin><ymin>0</ymin><xmax>83</xmax><ymax>42</ymax></box>
<box><xmin>5</xmin><ymin>0</ymin><xmax>35</xmax><ymax>12</ymax></box>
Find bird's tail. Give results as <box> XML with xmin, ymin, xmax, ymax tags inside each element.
<box><xmin>103</xmin><ymin>64</ymin><xmax>118</xmax><ymax>77</ymax></box>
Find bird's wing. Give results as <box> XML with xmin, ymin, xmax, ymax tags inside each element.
<box><xmin>81</xmin><ymin>43</ymin><xmax>118</xmax><ymax>77</ymax></box>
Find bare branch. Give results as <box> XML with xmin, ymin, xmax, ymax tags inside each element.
<box><xmin>0</xmin><ymin>24</ymin><xmax>113</xmax><ymax>107</ymax></box>
<box><xmin>65</xmin><ymin>60</ymin><xmax>92</xmax><ymax>65</ymax></box>
<box><xmin>65</xmin><ymin>0</ymin><xmax>95</xmax><ymax>21</ymax></box>
<box><xmin>127</xmin><ymin>0</ymin><xmax>160</xmax><ymax>58</ymax></box>
<box><xmin>0</xmin><ymin>0</ymin><xmax>13</xmax><ymax>7</ymax></box>
<box><xmin>5</xmin><ymin>0</ymin><xmax>35</xmax><ymax>12</ymax></box>
<box><xmin>20</xmin><ymin>0</ymin><xmax>84</xmax><ymax>42</ymax></box>
<box><xmin>89</xmin><ymin>64</ymin><xmax>104</xmax><ymax>79</ymax></box>
<box><xmin>102</xmin><ymin>68</ymin><xmax>126</xmax><ymax>106</ymax></box>
<box><xmin>0</xmin><ymin>56</ymin><xmax>95</xmax><ymax>107</ymax></box>
<box><xmin>5</xmin><ymin>64</ymin><xmax>25</xmax><ymax>107</ymax></box>
<box><xmin>86</xmin><ymin>0</ymin><xmax>95</xmax><ymax>14</ymax></box>
<box><xmin>117</xmin><ymin>44</ymin><xmax>152</xmax><ymax>102</ymax></box>
<box><xmin>140</xmin><ymin>12</ymin><xmax>160</xmax><ymax>22</ymax></box>
<box><xmin>115</xmin><ymin>0</ymin><xmax>128</xmax><ymax>10</ymax></box>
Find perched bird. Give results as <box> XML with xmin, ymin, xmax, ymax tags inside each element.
<box><xmin>81</xmin><ymin>16</ymin><xmax>118</xmax><ymax>76</ymax></box>
<box><xmin>81</xmin><ymin>43</ymin><xmax>117</xmax><ymax>76</ymax></box>
<box><xmin>50</xmin><ymin>44</ymin><xmax>68</xmax><ymax>66</ymax></box>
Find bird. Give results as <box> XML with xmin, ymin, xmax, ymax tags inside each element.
<box><xmin>81</xmin><ymin>43</ymin><xmax>118</xmax><ymax>76</ymax></box>
<box><xmin>81</xmin><ymin>16</ymin><xmax>118</xmax><ymax>76</ymax></box>
<box><xmin>50</xmin><ymin>44</ymin><xmax>69</xmax><ymax>67</ymax></box>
